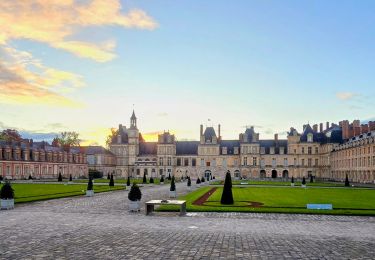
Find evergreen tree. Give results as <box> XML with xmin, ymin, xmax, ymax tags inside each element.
<box><xmin>128</xmin><ymin>183</ymin><xmax>142</xmax><ymax>201</ymax></box>
<box><xmin>302</xmin><ymin>177</ymin><xmax>306</xmax><ymax>185</ymax></box>
<box><xmin>28</xmin><ymin>174</ymin><xmax>33</xmax><ymax>180</ymax></box>
<box><xmin>69</xmin><ymin>174</ymin><xmax>72</xmax><ymax>182</ymax></box>
<box><xmin>187</xmin><ymin>177</ymin><xmax>191</xmax><ymax>187</ymax></box>
<box><xmin>127</xmin><ymin>176</ymin><xmax>131</xmax><ymax>186</ymax></box>
<box><xmin>310</xmin><ymin>175</ymin><xmax>314</xmax><ymax>183</ymax></box>
<box><xmin>291</xmin><ymin>176</ymin><xmax>294</xmax><ymax>183</ymax></box>
<box><xmin>170</xmin><ymin>176</ymin><xmax>176</xmax><ymax>191</ymax></box>
<box><xmin>160</xmin><ymin>176</ymin><xmax>164</xmax><ymax>183</ymax></box>
<box><xmin>143</xmin><ymin>173</ymin><xmax>147</xmax><ymax>184</ymax></box>
<box><xmin>168</xmin><ymin>173</ymin><xmax>171</xmax><ymax>180</ymax></box>
<box><xmin>150</xmin><ymin>177</ymin><xmax>154</xmax><ymax>184</ymax></box>
<box><xmin>221</xmin><ymin>171</ymin><xmax>234</xmax><ymax>204</ymax></box>
<box><xmin>345</xmin><ymin>174</ymin><xmax>350</xmax><ymax>187</ymax></box>
<box><xmin>87</xmin><ymin>177</ymin><xmax>93</xmax><ymax>191</ymax></box>
<box><xmin>107</xmin><ymin>173</ymin><xmax>110</xmax><ymax>179</ymax></box>
<box><xmin>109</xmin><ymin>174</ymin><xmax>114</xmax><ymax>187</ymax></box>
<box><xmin>0</xmin><ymin>181</ymin><xmax>14</xmax><ymax>199</ymax></box>
<box><xmin>58</xmin><ymin>172</ymin><xmax>62</xmax><ymax>182</ymax></box>
<box><xmin>201</xmin><ymin>176</ymin><xmax>205</xmax><ymax>182</ymax></box>
<box><xmin>196</xmin><ymin>178</ymin><xmax>201</xmax><ymax>184</ymax></box>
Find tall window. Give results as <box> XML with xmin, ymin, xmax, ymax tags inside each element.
<box><xmin>184</xmin><ymin>158</ymin><xmax>189</xmax><ymax>166</ymax></box>
<box><xmin>315</xmin><ymin>147</ymin><xmax>319</xmax><ymax>154</ymax></box>
<box><xmin>253</xmin><ymin>157</ymin><xmax>257</xmax><ymax>166</ymax></box>
<box><xmin>284</xmin><ymin>158</ymin><xmax>288</xmax><ymax>167</ymax></box>
<box><xmin>177</xmin><ymin>158</ymin><xmax>181</xmax><ymax>166</ymax></box>
<box><xmin>315</xmin><ymin>159</ymin><xmax>319</xmax><ymax>166</ymax></box>
<box><xmin>302</xmin><ymin>147</ymin><xmax>305</xmax><ymax>154</ymax></box>
<box><xmin>159</xmin><ymin>157</ymin><xmax>163</xmax><ymax>166</ymax></box>
<box><xmin>200</xmin><ymin>159</ymin><xmax>204</xmax><ymax>166</ymax></box>
<box><xmin>308</xmin><ymin>147</ymin><xmax>312</xmax><ymax>154</ymax></box>
<box><xmin>308</xmin><ymin>158</ymin><xmax>312</xmax><ymax>167</ymax></box>
<box><xmin>192</xmin><ymin>158</ymin><xmax>196</xmax><ymax>167</ymax></box>
<box><xmin>244</xmin><ymin>157</ymin><xmax>247</xmax><ymax>166</ymax></box>
<box><xmin>301</xmin><ymin>159</ymin><xmax>305</xmax><ymax>166</ymax></box>
<box><xmin>272</xmin><ymin>158</ymin><xmax>276</xmax><ymax>167</ymax></box>
<box><xmin>167</xmin><ymin>157</ymin><xmax>171</xmax><ymax>166</ymax></box>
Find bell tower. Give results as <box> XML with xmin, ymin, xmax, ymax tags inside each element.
<box><xmin>130</xmin><ymin>110</ymin><xmax>137</xmax><ymax>129</ymax></box>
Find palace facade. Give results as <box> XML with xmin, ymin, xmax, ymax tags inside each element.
<box><xmin>109</xmin><ymin>111</ymin><xmax>375</xmax><ymax>183</ymax></box>
<box><xmin>0</xmin><ymin>140</ymin><xmax>88</xmax><ymax>180</ymax></box>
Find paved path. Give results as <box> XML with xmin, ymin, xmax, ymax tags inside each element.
<box><xmin>1</xmin><ymin>182</ymin><xmax>375</xmax><ymax>259</ymax></box>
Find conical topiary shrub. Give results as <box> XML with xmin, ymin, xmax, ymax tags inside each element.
<box><xmin>87</xmin><ymin>177</ymin><xmax>93</xmax><ymax>191</ymax></box>
<box><xmin>127</xmin><ymin>176</ymin><xmax>131</xmax><ymax>186</ymax></box>
<box><xmin>69</xmin><ymin>174</ymin><xmax>72</xmax><ymax>182</ymax></box>
<box><xmin>196</xmin><ymin>178</ymin><xmax>201</xmax><ymax>184</ymax></box>
<box><xmin>1</xmin><ymin>181</ymin><xmax>14</xmax><ymax>199</ymax></box>
<box><xmin>168</xmin><ymin>173</ymin><xmax>171</xmax><ymax>180</ymax></box>
<box><xmin>28</xmin><ymin>174</ymin><xmax>33</xmax><ymax>180</ymax></box>
<box><xmin>109</xmin><ymin>174</ymin><xmax>114</xmax><ymax>187</ymax></box>
<box><xmin>150</xmin><ymin>177</ymin><xmax>154</xmax><ymax>184</ymax></box>
<box><xmin>291</xmin><ymin>176</ymin><xmax>294</xmax><ymax>183</ymax></box>
<box><xmin>170</xmin><ymin>176</ymin><xmax>176</xmax><ymax>191</ymax></box>
<box><xmin>201</xmin><ymin>176</ymin><xmax>205</xmax><ymax>183</ymax></box>
<box><xmin>310</xmin><ymin>175</ymin><xmax>314</xmax><ymax>183</ymax></box>
<box><xmin>160</xmin><ymin>175</ymin><xmax>164</xmax><ymax>184</ymax></box>
<box><xmin>128</xmin><ymin>183</ymin><xmax>142</xmax><ymax>201</ymax></box>
<box><xmin>143</xmin><ymin>173</ymin><xmax>147</xmax><ymax>184</ymax></box>
<box><xmin>302</xmin><ymin>176</ymin><xmax>306</xmax><ymax>187</ymax></box>
<box><xmin>345</xmin><ymin>174</ymin><xmax>350</xmax><ymax>187</ymax></box>
<box><xmin>221</xmin><ymin>171</ymin><xmax>234</xmax><ymax>205</ymax></box>
<box><xmin>107</xmin><ymin>173</ymin><xmax>110</xmax><ymax>179</ymax></box>
<box><xmin>187</xmin><ymin>177</ymin><xmax>191</xmax><ymax>187</ymax></box>
<box><xmin>58</xmin><ymin>172</ymin><xmax>62</xmax><ymax>182</ymax></box>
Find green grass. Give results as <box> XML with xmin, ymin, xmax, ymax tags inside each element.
<box><xmin>159</xmin><ymin>186</ymin><xmax>375</xmax><ymax>215</ymax></box>
<box><xmin>3</xmin><ymin>183</ymin><xmax>124</xmax><ymax>203</ymax></box>
<box><xmin>210</xmin><ymin>180</ymin><xmax>351</xmax><ymax>187</ymax></box>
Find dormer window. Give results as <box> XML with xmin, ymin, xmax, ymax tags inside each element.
<box><xmin>307</xmin><ymin>133</ymin><xmax>313</xmax><ymax>142</ymax></box>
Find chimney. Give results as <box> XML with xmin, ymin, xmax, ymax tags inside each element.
<box><xmin>369</xmin><ymin>121</ymin><xmax>375</xmax><ymax>131</ymax></box>
<box><xmin>200</xmin><ymin>124</ymin><xmax>203</xmax><ymax>136</ymax></box>
<box><xmin>218</xmin><ymin>124</ymin><xmax>221</xmax><ymax>140</ymax></box>
<box><xmin>320</xmin><ymin>123</ymin><xmax>323</xmax><ymax>132</ymax></box>
<box><xmin>326</xmin><ymin>122</ymin><xmax>329</xmax><ymax>130</ymax></box>
<box><xmin>354</xmin><ymin>126</ymin><xmax>361</xmax><ymax>136</ymax></box>
<box><xmin>274</xmin><ymin>133</ymin><xmax>278</xmax><ymax>141</ymax></box>
<box><xmin>342</xmin><ymin>120</ymin><xmax>349</xmax><ymax>139</ymax></box>
<box><xmin>361</xmin><ymin>124</ymin><xmax>369</xmax><ymax>134</ymax></box>
<box><xmin>313</xmin><ymin>124</ymin><xmax>318</xmax><ymax>132</ymax></box>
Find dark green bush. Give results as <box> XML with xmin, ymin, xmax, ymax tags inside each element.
<box><xmin>87</xmin><ymin>177</ymin><xmax>93</xmax><ymax>191</ymax></box>
<box><xmin>0</xmin><ymin>181</ymin><xmax>14</xmax><ymax>199</ymax></box>
<box><xmin>58</xmin><ymin>172</ymin><xmax>62</xmax><ymax>182</ymax></box>
<box><xmin>345</xmin><ymin>174</ymin><xmax>350</xmax><ymax>187</ymax></box>
<box><xmin>221</xmin><ymin>171</ymin><xmax>233</xmax><ymax>205</ymax></box>
<box><xmin>170</xmin><ymin>176</ymin><xmax>176</xmax><ymax>191</ymax></box>
<box><xmin>109</xmin><ymin>174</ymin><xmax>114</xmax><ymax>187</ymax></box>
<box><xmin>128</xmin><ymin>183</ymin><xmax>142</xmax><ymax>201</ymax></box>
<box><xmin>127</xmin><ymin>176</ymin><xmax>131</xmax><ymax>186</ymax></box>
<box><xmin>150</xmin><ymin>177</ymin><xmax>154</xmax><ymax>184</ymax></box>
<box><xmin>302</xmin><ymin>177</ymin><xmax>306</xmax><ymax>185</ymax></box>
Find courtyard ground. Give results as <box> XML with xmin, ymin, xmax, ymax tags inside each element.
<box><xmin>1</xmin><ymin>182</ymin><xmax>374</xmax><ymax>259</ymax></box>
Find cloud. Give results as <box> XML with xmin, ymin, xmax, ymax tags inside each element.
<box><xmin>0</xmin><ymin>0</ymin><xmax>158</xmax><ymax>62</ymax></box>
<box><xmin>336</xmin><ymin>92</ymin><xmax>358</xmax><ymax>101</ymax></box>
<box><xmin>0</xmin><ymin>46</ymin><xmax>83</xmax><ymax>106</ymax></box>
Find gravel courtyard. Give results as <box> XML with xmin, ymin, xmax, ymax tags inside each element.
<box><xmin>1</xmin><ymin>183</ymin><xmax>374</xmax><ymax>259</ymax></box>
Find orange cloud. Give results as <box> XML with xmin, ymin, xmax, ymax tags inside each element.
<box><xmin>0</xmin><ymin>46</ymin><xmax>83</xmax><ymax>106</ymax></box>
<box><xmin>0</xmin><ymin>0</ymin><xmax>158</xmax><ymax>62</ymax></box>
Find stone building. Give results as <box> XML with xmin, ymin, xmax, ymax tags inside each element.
<box><xmin>0</xmin><ymin>140</ymin><xmax>88</xmax><ymax>180</ymax></box>
<box><xmin>109</xmin><ymin>111</ymin><xmax>375</xmax><ymax>183</ymax></box>
<box><xmin>82</xmin><ymin>146</ymin><xmax>116</xmax><ymax>176</ymax></box>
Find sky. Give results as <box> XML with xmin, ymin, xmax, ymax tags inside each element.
<box><xmin>1</xmin><ymin>0</ymin><xmax>375</xmax><ymax>146</ymax></box>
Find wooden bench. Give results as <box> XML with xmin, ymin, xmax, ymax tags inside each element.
<box><xmin>145</xmin><ymin>200</ymin><xmax>186</xmax><ymax>216</ymax></box>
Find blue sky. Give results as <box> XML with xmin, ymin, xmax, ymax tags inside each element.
<box><xmin>0</xmin><ymin>0</ymin><xmax>374</xmax><ymax>145</ymax></box>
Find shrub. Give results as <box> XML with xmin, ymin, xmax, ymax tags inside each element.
<box><xmin>168</xmin><ymin>173</ymin><xmax>171</xmax><ymax>180</ymax></box>
<box><xmin>109</xmin><ymin>174</ymin><xmax>114</xmax><ymax>187</ymax></box>
<box><xmin>160</xmin><ymin>176</ymin><xmax>164</xmax><ymax>183</ymax></box>
<box><xmin>345</xmin><ymin>174</ymin><xmax>350</xmax><ymax>187</ymax></box>
<box><xmin>87</xmin><ymin>177</ymin><xmax>93</xmax><ymax>191</ymax></box>
<box><xmin>310</xmin><ymin>175</ymin><xmax>314</xmax><ymax>183</ymax></box>
<box><xmin>187</xmin><ymin>177</ymin><xmax>191</xmax><ymax>187</ymax></box>
<box><xmin>143</xmin><ymin>173</ymin><xmax>147</xmax><ymax>184</ymax></box>
<box><xmin>302</xmin><ymin>177</ymin><xmax>306</xmax><ymax>185</ymax></box>
<box><xmin>291</xmin><ymin>176</ymin><xmax>294</xmax><ymax>183</ymax></box>
<box><xmin>196</xmin><ymin>178</ymin><xmax>201</xmax><ymax>184</ymax></box>
<box><xmin>107</xmin><ymin>173</ymin><xmax>110</xmax><ymax>180</ymax></box>
<box><xmin>58</xmin><ymin>172</ymin><xmax>62</xmax><ymax>182</ymax></box>
<box><xmin>213</xmin><ymin>176</ymin><xmax>215</xmax><ymax>180</ymax></box>
<box><xmin>170</xmin><ymin>176</ymin><xmax>176</xmax><ymax>191</ymax></box>
<box><xmin>0</xmin><ymin>176</ymin><xmax>3</xmax><ymax>181</ymax></box>
<box><xmin>69</xmin><ymin>174</ymin><xmax>72</xmax><ymax>181</ymax></box>
<box><xmin>150</xmin><ymin>177</ymin><xmax>154</xmax><ymax>184</ymax></box>
<box><xmin>201</xmin><ymin>177</ymin><xmax>205</xmax><ymax>182</ymax></box>
<box><xmin>89</xmin><ymin>169</ymin><xmax>103</xmax><ymax>179</ymax></box>
<box><xmin>1</xmin><ymin>181</ymin><xmax>14</xmax><ymax>199</ymax></box>
<box><xmin>221</xmin><ymin>171</ymin><xmax>234</xmax><ymax>205</ymax></box>
<box><xmin>127</xmin><ymin>176</ymin><xmax>131</xmax><ymax>186</ymax></box>
<box><xmin>28</xmin><ymin>174</ymin><xmax>33</xmax><ymax>180</ymax></box>
<box><xmin>128</xmin><ymin>183</ymin><xmax>142</xmax><ymax>201</ymax></box>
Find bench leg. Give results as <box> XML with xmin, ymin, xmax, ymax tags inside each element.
<box><xmin>180</xmin><ymin>203</ymin><xmax>186</xmax><ymax>216</ymax></box>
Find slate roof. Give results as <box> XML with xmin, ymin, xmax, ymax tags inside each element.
<box><xmin>203</xmin><ymin>127</ymin><xmax>217</xmax><ymax>142</ymax></box>
<box><xmin>220</xmin><ymin>140</ymin><xmax>240</xmax><ymax>154</ymax></box>
<box><xmin>176</xmin><ymin>141</ymin><xmax>199</xmax><ymax>155</ymax></box>
<box><xmin>300</xmin><ymin>124</ymin><xmax>343</xmax><ymax>144</ymax></box>
<box><xmin>139</xmin><ymin>142</ymin><xmax>157</xmax><ymax>155</ymax></box>
<box><xmin>259</xmin><ymin>140</ymin><xmax>288</xmax><ymax>154</ymax></box>
<box><xmin>81</xmin><ymin>146</ymin><xmax>114</xmax><ymax>156</ymax></box>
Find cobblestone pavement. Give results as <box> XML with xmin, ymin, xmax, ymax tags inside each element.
<box><xmin>1</xmin><ymin>182</ymin><xmax>375</xmax><ymax>259</ymax></box>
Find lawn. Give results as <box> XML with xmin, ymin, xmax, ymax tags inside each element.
<box><xmin>210</xmin><ymin>180</ymin><xmax>353</xmax><ymax>187</ymax></box>
<box><xmin>3</xmin><ymin>183</ymin><xmax>125</xmax><ymax>203</ymax></box>
<box><xmin>159</xmin><ymin>186</ymin><xmax>375</xmax><ymax>215</ymax></box>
